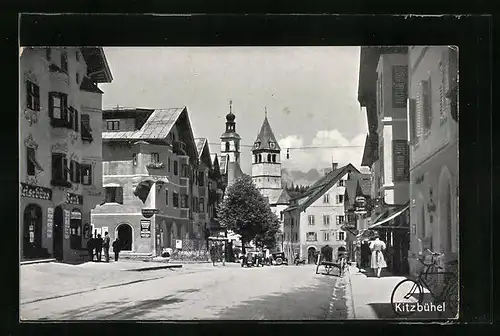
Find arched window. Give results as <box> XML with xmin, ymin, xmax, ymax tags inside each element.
<box><xmin>272</xmin><ymin>154</ymin><xmax>276</xmax><ymax>163</ymax></box>
<box><xmin>267</xmin><ymin>154</ymin><xmax>271</xmax><ymax>162</ymax></box>
<box><xmin>258</xmin><ymin>154</ymin><xmax>262</xmax><ymax>163</ymax></box>
<box><xmin>225</xmin><ymin>142</ymin><xmax>230</xmax><ymax>152</ymax></box>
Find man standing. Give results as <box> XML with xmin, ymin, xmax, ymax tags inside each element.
<box><xmin>103</xmin><ymin>232</ymin><xmax>111</xmax><ymax>262</ymax></box>
<box><xmin>95</xmin><ymin>234</ymin><xmax>103</xmax><ymax>262</ymax></box>
<box><xmin>86</xmin><ymin>236</ymin><xmax>95</xmax><ymax>262</ymax></box>
<box><xmin>112</xmin><ymin>237</ymin><xmax>121</xmax><ymax>261</ymax></box>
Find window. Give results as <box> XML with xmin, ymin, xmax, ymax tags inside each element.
<box><xmin>306</xmin><ymin>232</ymin><xmax>317</xmax><ymax>242</ymax></box>
<box><xmin>49</xmin><ymin>92</ymin><xmax>68</xmax><ymax>121</ymax></box>
<box><xmin>150</xmin><ymin>153</ymin><xmax>159</xmax><ymax>163</ymax></box>
<box><xmin>132</xmin><ymin>153</ymin><xmax>138</xmax><ymax>166</ymax></box>
<box><xmin>76</xmin><ymin>72</ymin><xmax>80</xmax><ymax>84</ymax></box>
<box><xmin>337</xmin><ymin>231</ymin><xmax>345</xmax><ymax>241</ymax></box>
<box><xmin>294</xmin><ymin>233</ymin><xmax>298</xmax><ymax>241</ymax></box>
<box><xmin>308</xmin><ymin>215</ymin><xmax>315</xmax><ymax>225</ymax></box>
<box><xmin>105</xmin><ymin>187</ymin><xmax>123</xmax><ymax>204</ymax></box>
<box><xmin>258</xmin><ymin>154</ymin><xmax>262</xmax><ymax>163</ymax></box>
<box><xmin>323</xmin><ymin>215</ymin><xmax>330</xmax><ymax>226</ymax></box>
<box><xmin>182</xmin><ymin>164</ymin><xmax>189</xmax><ymax>178</ymax></box>
<box><xmin>167</xmin><ymin>157</ymin><xmax>171</xmax><ymax>172</ymax></box>
<box><xmin>26</xmin><ymin>81</ymin><xmax>40</xmax><ymax>111</ymax></box>
<box><xmin>208</xmin><ymin>181</ymin><xmax>213</xmax><ymax>191</ymax></box>
<box><xmin>198</xmin><ymin>171</ymin><xmax>205</xmax><ymax>186</ymax></box>
<box><xmin>199</xmin><ymin>198</ymin><xmax>205</xmax><ymax>212</ymax></box>
<box><xmin>225</xmin><ymin>142</ymin><xmax>230</xmax><ymax>151</ymax></box>
<box><xmin>336</xmin><ymin>195</ymin><xmax>344</xmax><ymax>204</ymax></box>
<box><xmin>61</xmin><ymin>51</ymin><xmax>68</xmax><ymax>73</ymax></box>
<box><xmin>76</xmin><ymin>50</ymin><xmax>80</xmax><ymax>62</ymax></box>
<box><xmin>51</xmin><ymin>153</ymin><xmax>70</xmax><ymax>185</ymax></box>
<box><xmin>336</xmin><ymin>215</ymin><xmax>345</xmax><ymax>225</ymax></box>
<box><xmin>235</xmin><ymin>142</ymin><xmax>239</xmax><ymax>151</ymax></box>
<box><xmin>27</xmin><ymin>148</ymin><xmax>39</xmax><ymax>176</ymax></box>
<box><xmin>272</xmin><ymin>154</ymin><xmax>276</xmax><ymax>163</ymax></box>
<box><xmin>409</xmin><ymin>98</ymin><xmax>417</xmax><ymax>143</ymax></box>
<box><xmin>269</xmin><ymin>141</ymin><xmax>275</xmax><ymax>149</ymax></box>
<box><xmin>165</xmin><ymin>189</ymin><xmax>169</xmax><ymax>206</ymax></box>
<box><xmin>71</xmin><ymin>108</ymin><xmax>79</xmax><ymax>132</ymax></box>
<box><xmin>70</xmin><ymin>209</ymin><xmax>82</xmax><ymax>249</ymax></box>
<box><xmin>173</xmin><ymin>192</ymin><xmax>179</xmax><ymax>207</ymax></box>
<box><xmin>173</xmin><ymin>161</ymin><xmax>178</xmax><ymax>175</ymax></box>
<box><xmin>323</xmin><ymin>194</ymin><xmax>330</xmax><ymax>204</ymax></box>
<box><xmin>80</xmin><ymin>114</ymin><xmax>93</xmax><ymax>142</ymax></box>
<box><xmin>69</xmin><ymin>160</ymin><xmax>81</xmax><ymax>183</ymax></box>
<box><xmin>323</xmin><ymin>232</ymin><xmax>330</xmax><ymax>241</ymax></box>
<box><xmin>107</xmin><ymin>120</ymin><xmax>120</xmax><ymax>131</ymax></box>
<box><xmin>338</xmin><ymin>180</ymin><xmax>344</xmax><ymax>187</ymax></box>
<box><xmin>421</xmin><ymin>79</ymin><xmax>432</xmax><ymax>131</ymax></box>
<box><xmin>80</xmin><ymin>164</ymin><xmax>92</xmax><ymax>185</ymax></box>
<box><xmin>181</xmin><ymin>194</ymin><xmax>188</xmax><ymax>208</ymax></box>
<box><xmin>254</xmin><ymin>141</ymin><xmax>261</xmax><ymax>149</ymax></box>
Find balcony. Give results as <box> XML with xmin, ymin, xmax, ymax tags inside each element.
<box><xmin>173</xmin><ymin>141</ymin><xmax>187</xmax><ymax>156</ymax></box>
<box><xmin>146</xmin><ymin>162</ymin><xmax>165</xmax><ymax>169</ymax></box>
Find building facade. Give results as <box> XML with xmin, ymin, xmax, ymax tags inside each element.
<box><xmin>358</xmin><ymin>46</ymin><xmax>411</xmax><ymax>275</ymax></box>
<box><xmin>407</xmin><ymin>46</ymin><xmax>459</xmax><ymax>276</ymax></box>
<box><xmin>251</xmin><ymin>111</ymin><xmax>290</xmax><ymax>251</ymax></box>
<box><xmin>91</xmin><ymin>107</ymin><xmax>209</xmax><ymax>257</ymax></box>
<box><xmin>283</xmin><ymin>164</ymin><xmax>359</xmax><ymax>263</ymax></box>
<box><xmin>20</xmin><ymin>47</ymin><xmax>113</xmax><ymax>262</ymax></box>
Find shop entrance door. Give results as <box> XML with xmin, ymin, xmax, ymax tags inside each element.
<box><xmin>53</xmin><ymin>206</ymin><xmax>64</xmax><ymax>261</ymax></box>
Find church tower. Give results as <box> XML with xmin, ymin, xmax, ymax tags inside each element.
<box><xmin>251</xmin><ymin>108</ymin><xmax>282</xmax><ymax>200</ymax></box>
<box><xmin>220</xmin><ymin>100</ymin><xmax>240</xmax><ymax>164</ymax></box>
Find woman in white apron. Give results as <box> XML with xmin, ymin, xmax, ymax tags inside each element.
<box><xmin>369</xmin><ymin>232</ymin><xmax>387</xmax><ymax>278</ymax></box>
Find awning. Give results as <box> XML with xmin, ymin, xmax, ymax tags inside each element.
<box><xmin>369</xmin><ymin>203</ymin><xmax>410</xmax><ymax>229</ymax></box>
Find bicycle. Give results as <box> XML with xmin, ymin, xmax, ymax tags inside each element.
<box><xmin>390</xmin><ymin>249</ymin><xmax>458</xmax><ymax>318</ymax></box>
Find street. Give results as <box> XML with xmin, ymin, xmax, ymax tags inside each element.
<box><xmin>20</xmin><ymin>262</ymin><xmax>349</xmax><ymax>320</ymax></box>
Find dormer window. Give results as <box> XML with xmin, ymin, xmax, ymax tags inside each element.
<box><xmin>269</xmin><ymin>141</ymin><xmax>276</xmax><ymax>149</ymax></box>
<box><xmin>107</xmin><ymin>120</ymin><xmax>120</xmax><ymax>131</ymax></box>
<box><xmin>254</xmin><ymin>141</ymin><xmax>261</xmax><ymax>149</ymax></box>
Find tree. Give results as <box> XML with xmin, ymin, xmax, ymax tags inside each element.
<box><xmin>254</xmin><ymin>212</ymin><xmax>281</xmax><ymax>250</ymax></box>
<box><xmin>216</xmin><ymin>175</ymin><xmax>275</xmax><ymax>254</ymax></box>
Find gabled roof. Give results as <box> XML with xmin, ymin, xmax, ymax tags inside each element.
<box><xmin>275</xmin><ymin>189</ymin><xmax>291</xmax><ymax>205</ymax></box>
<box><xmin>102</xmin><ymin>107</ymin><xmax>185</xmax><ymax>140</ymax></box>
<box><xmin>195</xmin><ymin>138</ymin><xmax>212</xmax><ymax>170</ymax></box>
<box><xmin>344</xmin><ymin>178</ymin><xmax>358</xmax><ymax>206</ymax></box>
<box><xmin>81</xmin><ymin>47</ymin><xmax>113</xmax><ymax>83</ymax></box>
<box><xmin>295</xmin><ymin>163</ymin><xmax>360</xmax><ymax>212</ymax></box>
<box><xmin>253</xmin><ymin>116</ymin><xmax>281</xmax><ymax>151</ymax></box>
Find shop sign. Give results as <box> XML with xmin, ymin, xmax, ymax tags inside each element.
<box><xmin>392</xmin><ymin>65</ymin><xmax>408</xmax><ymax>108</ymax></box>
<box><xmin>140</xmin><ymin>220</ymin><xmax>151</xmax><ymax>238</ymax></box>
<box><xmin>393</xmin><ymin>140</ymin><xmax>409</xmax><ymax>182</ymax></box>
<box><xmin>175</xmin><ymin>239</ymin><xmax>183</xmax><ymax>249</ymax></box>
<box><xmin>21</xmin><ymin>183</ymin><xmax>52</xmax><ymax>200</ymax></box>
<box><xmin>66</xmin><ymin>192</ymin><xmax>83</xmax><ymax>205</ymax></box>
<box><xmin>64</xmin><ymin>210</ymin><xmax>70</xmax><ymax>239</ymax></box>
<box><xmin>141</xmin><ymin>208</ymin><xmax>159</xmax><ymax>219</ymax></box>
<box><xmin>47</xmin><ymin>207</ymin><xmax>53</xmax><ymax>239</ymax></box>
<box><xmin>70</xmin><ymin>211</ymin><xmax>82</xmax><ymax>220</ymax></box>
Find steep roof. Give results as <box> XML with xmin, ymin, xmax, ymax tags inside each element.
<box><xmin>195</xmin><ymin>138</ymin><xmax>212</xmax><ymax>170</ymax></box>
<box><xmin>294</xmin><ymin>163</ymin><xmax>360</xmax><ymax>211</ymax></box>
<box><xmin>194</xmin><ymin>138</ymin><xmax>207</xmax><ymax>158</ymax></box>
<box><xmin>102</xmin><ymin>107</ymin><xmax>185</xmax><ymax>141</ymax></box>
<box><xmin>344</xmin><ymin>178</ymin><xmax>358</xmax><ymax>206</ymax></box>
<box><xmin>253</xmin><ymin>116</ymin><xmax>281</xmax><ymax>151</ymax></box>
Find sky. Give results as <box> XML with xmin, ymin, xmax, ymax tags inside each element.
<box><xmin>100</xmin><ymin>47</ymin><xmax>368</xmax><ymax>175</ymax></box>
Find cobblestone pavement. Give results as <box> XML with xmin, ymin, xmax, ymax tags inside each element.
<box><xmin>20</xmin><ymin>263</ymin><xmax>349</xmax><ymax>320</ymax></box>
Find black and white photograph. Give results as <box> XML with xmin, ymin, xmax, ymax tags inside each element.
<box><xmin>19</xmin><ymin>43</ymin><xmax>460</xmax><ymax>321</ymax></box>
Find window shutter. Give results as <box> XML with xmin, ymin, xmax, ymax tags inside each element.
<box><xmin>63</xmin><ymin>157</ymin><xmax>69</xmax><ymax>181</ymax></box>
<box><xmin>74</xmin><ymin>109</ymin><xmax>79</xmax><ymax>132</ymax></box>
<box><xmin>69</xmin><ymin>161</ymin><xmax>75</xmax><ymax>182</ymax></box>
<box><xmin>117</xmin><ymin>187</ymin><xmax>124</xmax><ymax>204</ymax></box>
<box><xmin>48</xmin><ymin>92</ymin><xmax>54</xmax><ymax>118</ymax></box>
<box><xmin>75</xmin><ymin>162</ymin><xmax>81</xmax><ymax>183</ymax></box>
<box><xmin>409</xmin><ymin>98</ymin><xmax>417</xmax><ymax>142</ymax></box>
<box><xmin>416</xmin><ymin>82</ymin><xmax>423</xmax><ymax>138</ymax></box>
<box><xmin>26</xmin><ymin>81</ymin><xmax>33</xmax><ymax>110</ymax></box>
<box><xmin>34</xmin><ymin>84</ymin><xmax>40</xmax><ymax>111</ymax></box>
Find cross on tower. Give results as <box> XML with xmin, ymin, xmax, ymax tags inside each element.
<box><xmin>229</xmin><ymin>100</ymin><xmax>233</xmax><ymax>113</ymax></box>
<box><xmin>265</xmin><ymin>106</ymin><xmax>267</xmax><ymax>117</ymax></box>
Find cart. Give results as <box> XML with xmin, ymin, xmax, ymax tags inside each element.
<box><xmin>315</xmin><ymin>245</ymin><xmax>348</xmax><ymax>276</ymax></box>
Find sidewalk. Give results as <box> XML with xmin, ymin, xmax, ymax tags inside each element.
<box><xmin>347</xmin><ymin>265</ymin><xmax>406</xmax><ymax>319</ymax></box>
<box><xmin>346</xmin><ymin>265</ymin><xmax>456</xmax><ymax>320</ymax></box>
<box><xmin>20</xmin><ymin>260</ymin><xmax>182</xmax><ymax>305</ymax></box>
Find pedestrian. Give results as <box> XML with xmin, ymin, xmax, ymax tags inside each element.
<box><xmin>210</xmin><ymin>243</ymin><xmax>217</xmax><ymax>266</ymax></box>
<box><xmin>112</xmin><ymin>237</ymin><xmax>121</xmax><ymax>261</ymax></box>
<box><xmin>103</xmin><ymin>232</ymin><xmax>111</xmax><ymax>262</ymax></box>
<box><xmin>86</xmin><ymin>236</ymin><xmax>95</xmax><ymax>262</ymax></box>
<box><xmin>220</xmin><ymin>242</ymin><xmax>226</xmax><ymax>266</ymax></box>
<box><xmin>95</xmin><ymin>234</ymin><xmax>103</xmax><ymax>262</ymax></box>
<box><xmin>369</xmin><ymin>232</ymin><xmax>387</xmax><ymax>278</ymax></box>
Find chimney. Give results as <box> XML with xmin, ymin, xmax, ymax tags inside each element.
<box><xmin>332</xmin><ymin>162</ymin><xmax>338</xmax><ymax>171</ymax></box>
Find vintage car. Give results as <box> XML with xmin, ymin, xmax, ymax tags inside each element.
<box><xmin>241</xmin><ymin>251</ymin><xmax>265</xmax><ymax>267</ymax></box>
<box><xmin>270</xmin><ymin>252</ymin><xmax>288</xmax><ymax>266</ymax></box>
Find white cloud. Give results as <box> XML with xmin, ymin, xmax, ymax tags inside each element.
<box><xmin>278</xmin><ymin>129</ymin><xmax>366</xmax><ymax>172</ymax></box>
